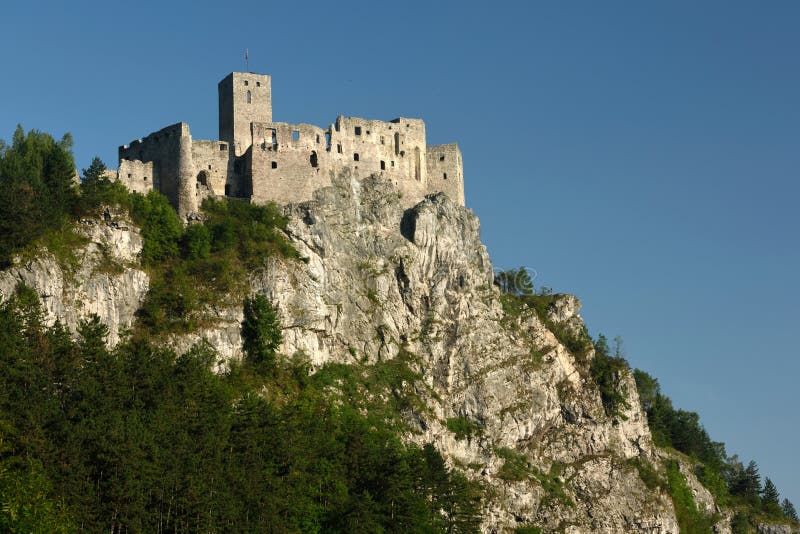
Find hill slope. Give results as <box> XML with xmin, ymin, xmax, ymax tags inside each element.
<box><xmin>1</xmin><ymin>168</ymin><xmax>798</xmax><ymax>533</ymax></box>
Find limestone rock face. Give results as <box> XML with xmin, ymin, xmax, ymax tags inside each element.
<box><xmin>757</xmin><ymin>524</ymin><xmax>797</xmax><ymax>534</ymax></box>
<box><xmin>239</xmin><ymin>172</ymin><xmax>681</xmax><ymax>532</ymax></box>
<box><xmin>0</xmin><ymin>212</ymin><xmax>148</xmax><ymax>345</ymax></box>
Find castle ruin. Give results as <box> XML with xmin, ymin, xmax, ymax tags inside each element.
<box><xmin>116</xmin><ymin>72</ymin><xmax>464</xmax><ymax>218</ymax></box>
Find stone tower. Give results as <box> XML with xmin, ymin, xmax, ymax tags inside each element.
<box><xmin>218</xmin><ymin>72</ymin><xmax>272</xmax><ymax>156</ymax></box>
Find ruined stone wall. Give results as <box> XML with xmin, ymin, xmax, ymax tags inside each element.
<box><xmin>332</xmin><ymin>116</ymin><xmax>426</xmax><ymax>179</ymax></box>
<box><xmin>117</xmin><ymin>123</ymin><xmax>203</xmax><ymax>217</ymax></box>
<box><xmin>247</xmin><ymin>117</ymin><xmax>435</xmax><ymax>207</ymax></box>
<box><xmin>426</xmin><ymin>144</ymin><xmax>465</xmax><ymax>205</ymax></box>
<box><xmin>191</xmin><ymin>139</ymin><xmax>234</xmax><ymax>205</ymax></box>
<box><xmin>118</xmin><ymin>123</ymin><xmax>188</xmax><ymax>207</ymax></box>
<box><xmin>250</xmin><ymin>122</ymin><xmax>332</xmax><ymax>205</ymax></box>
<box><xmin>116</xmin><ymin>159</ymin><xmax>154</xmax><ymax>195</ymax></box>
<box><xmin>332</xmin><ymin>117</ymin><xmax>431</xmax><ymax>207</ymax></box>
<box><xmin>218</xmin><ymin>72</ymin><xmax>271</xmax><ymax>157</ymax></box>
<box><xmin>245</xmin><ymin>116</ymin><xmax>459</xmax><ymax>208</ymax></box>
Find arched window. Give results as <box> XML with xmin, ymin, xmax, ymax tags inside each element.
<box><xmin>246</xmin><ymin>90</ymin><xmax>252</xmax><ymax>104</ymax></box>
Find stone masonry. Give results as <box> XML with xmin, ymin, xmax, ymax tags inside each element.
<box><xmin>116</xmin><ymin>72</ymin><xmax>465</xmax><ymax>218</ymax></box>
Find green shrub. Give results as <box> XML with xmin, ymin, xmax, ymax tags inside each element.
<box><xmin>137</xmin><ymin>265</ymin><xmax>200</xmax><ymax>332</ymax></box>
<box><xmin>201</xmin><ymin>196</ymin><xmax>300</xmax><ymax>265</ymax></box>
<box><xmin>131</xmin><ymin>191</ymin><xmax>184</xmax><ymax>265</ymax></box>
<box><xmin>446</xmin><ymin>416</ymin><xmax>482</xmax><ymax>441</ymax></box>
<box><xmin>131</xmin><ymin>194</ymin><xmax>300</xmax><ymax>336</ymax></box>
<box><xmin>182</xmin><ymin>223</ymin><xmax>211</xmax><ymax>260</ymax></box>
<box><xmin>590</xmin><ymin>335</ymin><xmax>630</xmax><ymax>419</ymax></box>
<box><xmin>534</xmin><ymin>462</ymin><xmax>572</xmax><ymax>507</ymax></box>
<box><xmin>730</xmin><ymin>511</ymin><xmax>752</xmax><ymax>534</ymax></box>
<box><xmin>498</xmin><ymin>291</ymin><xmax>593</xmax><ymax>362</ymax></box>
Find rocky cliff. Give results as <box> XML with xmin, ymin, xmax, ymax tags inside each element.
<box><xmin>0</xmin><ymin>171</ymin><xmax>781</xmax><ymax>533</ymax></box>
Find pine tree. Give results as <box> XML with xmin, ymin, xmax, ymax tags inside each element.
<box><xmin>241</xmin><ymin>294</ymin><xmax>282</xmax><ymax>374</ymax></box>
<box><xmin>761</xmin><ymin>477</ymin><xmax>781</xmax><ymax>516</ymax></box>
<box><xmin>762</xmin><ymin>477</ymin><xmax>780</xmax><ymax>506</ymax></box>
<box><xmin>732</xmin><ymin>460</ymin><xmax>761</xmax><ymax>502</ymax></box>
<box><xmin>781</xmin><ymin>498</ymin><xmax>798</xmax><ymax>522</ymax></box>
<box><xmin>81</xmin><ymin>156</ymin><xmax>107</xmax><ymax>182</ymax></box>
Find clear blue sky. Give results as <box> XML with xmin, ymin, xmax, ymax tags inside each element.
<box><xmin>2</xmin><ymin>0</ymin><xmax>798</xmax><ymax>506</ymax></box>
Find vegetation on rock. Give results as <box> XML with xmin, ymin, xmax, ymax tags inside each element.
<box><xmin>0</xmin><ymin>287</ymin><xmax>482</xmax><ymax>532</ymax></box>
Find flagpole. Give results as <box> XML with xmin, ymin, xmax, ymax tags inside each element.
<box><xmin>245</xmin><ymin>48</ymin><xmax>249</xmax><ymax>72</ymax></box>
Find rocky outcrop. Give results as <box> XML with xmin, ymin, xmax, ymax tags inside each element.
<box><xmin>239</xmin><ymin>172</ymin><xmax>681</xmax><ymax>532</ymax></box>
<box><xmin>757</xmin><ymin>523</ymin><xmax>797</xmax><ymax>534</ymax></box>
<box><xmin>0</xmin><ymin>210</ymin><xmax>148</xmax><ymax>345</ymax></box>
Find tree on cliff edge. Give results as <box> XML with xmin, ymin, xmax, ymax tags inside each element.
<box><xmin>781</xmin><ymin>498</ymin><xmax>798</xmax><ymax>522</ymax></box>
<box><xmin>242</xmin><ymin>294</ymin><xmax>282</xmax><ymax>374</ymax></box>
<box><xmin>0</xmin><ymin>126</ymin><xmax>77</xmax><ymax>265</ymax></box>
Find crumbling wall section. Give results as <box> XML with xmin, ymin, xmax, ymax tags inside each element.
<box><xmin>329</xmin><ymin>116</ymin><xmax>429</xmax><ymax>206</ymax></box>
<box><xmin>250</xmin><ymin>122</ymin><xmax>331</xmax><ymax>205</ymax></box>
<box><xmin>118</xmin><ymin>123</ymin><xmax>190</xmax><ymax>211</ymax></box>
<box><xmin>247</xmin><ymin>117</ymin><xmax>434</xmax><ymax>206</ymax></box>
<box><xmin>192</xmin><ymin>139</ymin><xmax>233</xmax><ymax>205</ymax></box>
<box><xmin>116</xmin><ymin>159</ymin><xmax>154</xmax><ymax>195</ymax></box>
<box><xmin>426</xmin><ymin>144</ymin><xmax>465</xmax><ymax>206</ymax></box>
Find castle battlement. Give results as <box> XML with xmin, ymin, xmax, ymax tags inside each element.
<box><xmin>116</xmin><ymin>72</ymin><xmax>464</xmax><ymax>218</ymax></box>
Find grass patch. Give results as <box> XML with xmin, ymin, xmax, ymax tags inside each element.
<box><xmin>666</xmin><ymin>460</ymin><xmax>716</xmax><ymax>534</ymax></box>
<box><xmin>627</xmin><ymin>457</ymin><xmax>665</xmax><ymax>491</ymax></box>
<box><xmin>495</xmin><ymin>447</ymin><xmax>532</xmax><ymax>482</ymax></box>
<box><xmin>16</xmin><ymin>224</ymin><xmax>89</xmax><ymax>274</ymax></box>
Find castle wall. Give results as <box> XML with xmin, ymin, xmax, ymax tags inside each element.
<box><xmin>191</xmin><ymin>139</ymin><xmax>234</xmax><ymax>204</ymax></box>
<box><xmin>116</xmin><ymin>160</ymin><xmax>154</xmax><ymax>195</ymax></box>
<box><xmin>247</xmin><ymin>117</ymin><xmax>436</xmax><ymax>207</ymax></box>
<box><xmin>119</xmin><ymin>123</ymin><xmax>189</xmax><ymax>207</ymax></box>
<box><xmin>426</xmin><ymin>144</ymin><xmax>465</xmax><ymax>205</ymax></box>
<box><xmin>250</xmin><ymin>122</ymin><xmax>332</xmax><ymax>205</ymax></box>
<box><xmin>328</xmin><ymin>117</ymin><xmax>431</xmax><ymax>207</ymax></box>
<box><xmin>118</xmin><ymin>123</ymin><xmax>201</xmax><ymax>217</ymax></box>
